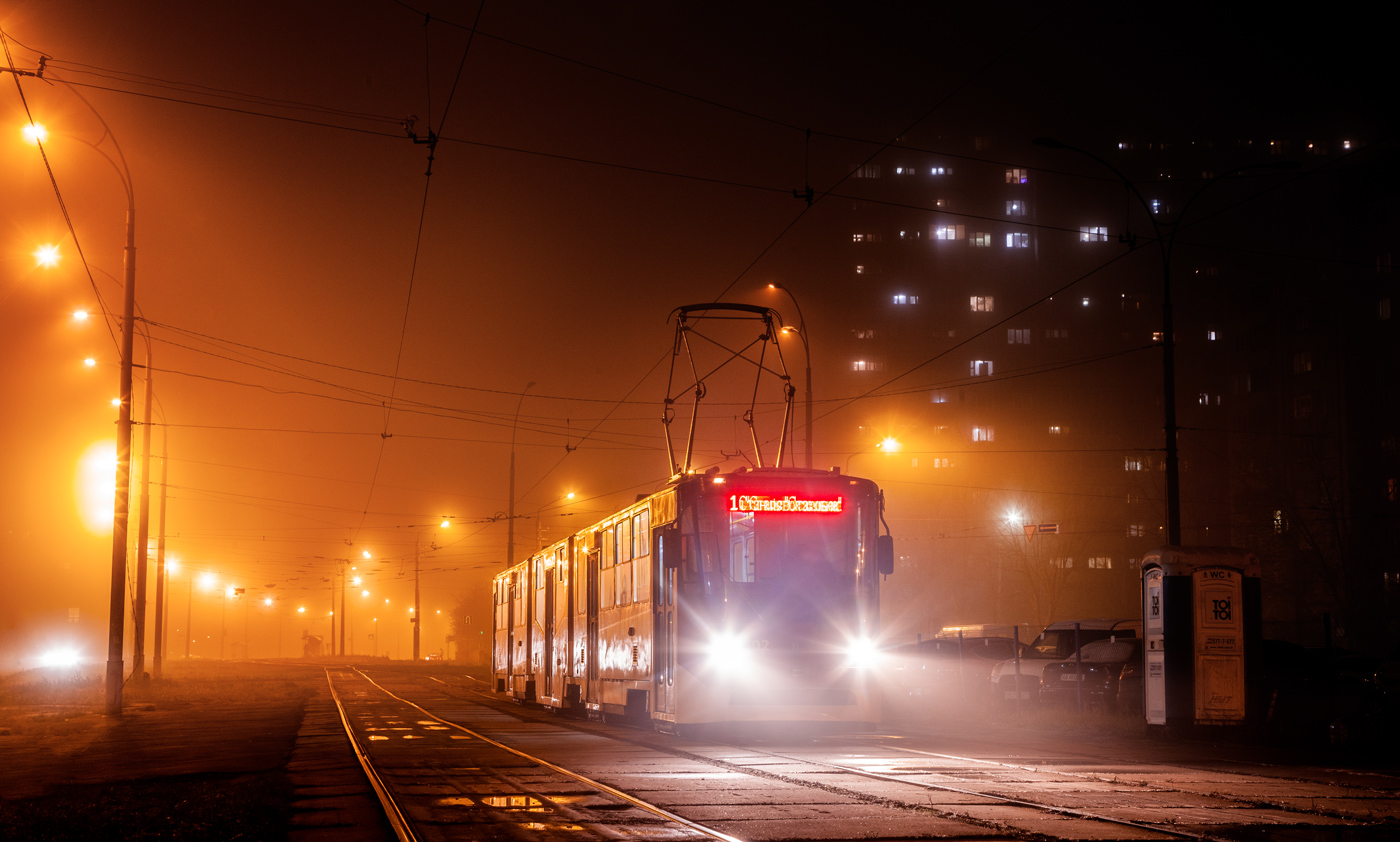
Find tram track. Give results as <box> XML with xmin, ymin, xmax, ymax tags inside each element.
<box><xmin>391</xmin><ymin>670</ymin><xmax>1399</xmax><ymax>841</ymax></box>
<box><xmin>323</xmin><ymin>666</ymin><xmax>742</xmax><ymax>842</ymax></box>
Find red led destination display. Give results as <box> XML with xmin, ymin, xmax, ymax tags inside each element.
<box><xmin>729</xmin><ymin>494</ymin><xmax>843</xmax><ymax>514</ymax></box>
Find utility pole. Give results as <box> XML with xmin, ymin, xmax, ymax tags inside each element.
<box><xmin>104</xmin><ymin>201</ymin><xmax>136</xmax><ymax>714</ymax></box>
<box><xmin>132</xmin><ymin>341</ymin><xmax>153</xmax><ymax>680</ymax></box>
<box><xmin>184</xmin><ymin>576</ymin><xmax>191</xmax><ymax>659</ymax></box>
<box><xmin>153</xmin><ymin>421</ymin><xmax>168</xmax><ymax>677</ymax></box>
<box><xmin>329</xmin><ymin>569</ymin><xmax>336</xmax><ymax>657</ymax></box>
<box><xmin>412</xmin><ymin>547</ymin><xmax>420</xmax><ymax>661</ymax></box>
<box><xmin>339</xmin><ymin>564</ymin><xmax>346</xmax><ymax>657</ymax></box>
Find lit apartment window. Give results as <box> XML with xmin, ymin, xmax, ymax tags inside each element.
<box><xmin>1081</xmin><ymin>297</ymin><xmax>1090</xmax><ymax>307</ymax></box>
<box><xmin>1207</xmin><ymin>329</ymin><xmax>1217</xmax><ymax>340</ymax></box>
<box><xmin>934</xmin><ymin>224</ymin><xmax>964</xmax><ymax>240</ymax></box>
<box><xmin>1006</xmin><ymin>232</ymin><xmax>1029</xmax><ymax>248</ymax></box>
<box><xmin>854</xmin><ymin>164</ymin><xmax>881</xmax><ymax>178</ymax></box>
<box><xmin>1151</xmin><ymin>199</ymin><xmax>1168</xmax><ymax>214</ymax></box>
<box><xmin>1053</xmin><ymin>558</ymin><xmax>1073</xmax><ymax>568</ymax></box>
<box><xmin>1125</xmin><ymin>457</ymin><xmax>1144</xmax><ymax>471</ymax></box>
<box><xmin>1005</xmin><ymin>168</ymin><xmax>1028</xmax><ymax>184</ymax></box>
<box><xmin>1198</xmin><ymin>393</ymin><xmax>1221</xmax><ymax>406</ymax></box>
<box><xmin>930</xmin><ymin>390</ymin><xmax>948</xmax><ymax>403</ymax></box>
<box><xmin>852</xmin><ymin>360</ymin><xmax>885</xmax><ymax>371</ymax></box>
<box><xmin>855</xmin><ymin>329</ymin><xmax>876</xmax><ymax>339</ymax></box>
<box><xmin>970</xmin><ymin>232</ymin><xmax>992</xmax><ymax>247</ymax></box>
<box><xmin>1006</xmin><ymin>200</ymin><xmax>1026</xmax><ymax>216</ymax></box>
<box><xmin>1048</xmin><ymin>425</ymin><xmax>1062</xmax><ymax>435</ymax></box>
<box><xmin>970</xmin><ymin>360</ymin><xmax>994</xmax><ymax>376</ymax></box>
<box><xmin>852</xmin><ymin>233</ymin><xmax>881</xmax><ymax>243</ymax></box>
<box><xmin>970</xmin><ymin>296</ymin><xmax>994</xmax><ymax>312</ymax></box>
<box><xmin>973</xmin><ymin>426</ymin><xmax>995</xmax><ymax>442</ymax></box>
<box><xmin>1008</xmin><ymin>329</ymin><xmax>1030</xmax><ymax>344</ymax></box>
<box><xmin>1080</xmin><ymin>226</ymin><xmax>1108</xmax><ymax>242</ymax></box>
<box><xmin>1088</xmin><ymin>557</ymin><xmax>1113</xmax><ymax>569</ymax></box>
<box><xmin>895</xmin><ymin>166</ymin><xmax>918</xmax><ymax>175</ymax></box>
<box><xmin>1294</xmin><ymin>351</ymin><xmax>1313</xmax><ymax>374</ymax></box>
<box><xmin>1045</xmin><ymin>328</ymin><xmax>1069</xmax><ymax>339</ymax></box>
<box><xmin>1152</xmin><ymin>331</ymin><xmax>1164</xmax><ymax>342</ymax></box>
<box><xmin>933</xmin><ymin>458</ymin><xmax>951</xmax><ymax>468</ymax></box>
<box><xmin>892</xmin><ymin>294</ymin><xmax>918</xmax><ymax>305</ymax></box>
<box><xmin>855</xmin><ymin>265</ymin><xmax>865</xmax><ymax>274</ymax></box>
<box><xmin>930</xmin><ymin>166</ymin><xmax>947</xmax><ymax>175</ymax></box>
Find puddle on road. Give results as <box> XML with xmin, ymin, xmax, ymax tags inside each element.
<box><xmin>423</xmin><ymin>726</ymin><xmax>450</xmax><ymax>730</ymax></box>
<box><xmin>524</xmin><ymin>822</ymin><xmax>584</xmax><ymax>831</ymax></box>
<box><xmin>369</xmin><ymin>736</ymin><xmax>389</xmax><ymax>741</ymax></box>
<box><xmin>449</xmin><ymin>735</ymin><xmax>472</xmax><ymax>740</ymax></box>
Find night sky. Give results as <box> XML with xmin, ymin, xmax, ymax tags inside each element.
<box><xmin>0</xmin><ymin>1</ymin><xmax>1386</xmax><ymax>666</ymax></box>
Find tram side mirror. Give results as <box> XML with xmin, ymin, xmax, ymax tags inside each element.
<box><xmin>876</xmin><ymin>535</ymin><xmax>894</xmax><ymax>576</ymax></box>
<box><xmin>660</xmin><ymin>529</ymin><xmax>682</xmax><ymax>569</ymax></box>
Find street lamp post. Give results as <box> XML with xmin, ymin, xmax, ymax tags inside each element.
<box><xmin>507</xmin><ymin>382</ymin><xmax>535</xmax><ymax>567</ymax></box>
<box><xmin>132</xmin><ymin>332</ymin><xmax>154</xmax><ymax>680</ymax></box>
<box><xmin>152</xmin><ymin>423</ymin><xmax>169</xmax><ymax>677</ymax></box>
<box><xmin>413</xmin><ymin>520</ymin><xmax>450</xmax><ymax>661</ymax></box>
<box><xmin>770</xmin><ymin>284</ymin><xmax>813</xmax><ymax>469</ymax></box>
<box><xmin>1032</xmin><ymin>138</ymin><xmax>1298</xmax><ymax>545</ymax></box>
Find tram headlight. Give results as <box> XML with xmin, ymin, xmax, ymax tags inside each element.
<box><xmin>844</xmin><ymin>636</ymin><xmax>879</xmax><ymax>669</ymax></box>
<box><xmin>706</xmin><ymin>633</ymin><xmax>753</xmax><ymax>674</ymax></box>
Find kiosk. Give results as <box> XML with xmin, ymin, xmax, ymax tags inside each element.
<box><xmin>1141</xmin><ymin>546</ymin><xmax>1261</xmax><ymax>728</ymax></box>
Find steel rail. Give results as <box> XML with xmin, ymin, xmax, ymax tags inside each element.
<box><xmin>324</xmin><ymin>668</ymin><xmax>420</xmax><ymax>842</ymax></box>
<box><xmin>352</xmin><ymin>668</ymin><xmax>746</xmax><ymax>842</ymax></box>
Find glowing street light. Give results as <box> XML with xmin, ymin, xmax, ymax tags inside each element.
<box><xmin>351</xmin><ymin>576</ymin><xmax>362</xmax><ymax>586</ymax></box>
<box><xmin>361</xmin><ymin>549</ymin><xmax>371</xmax><ymax>559</ymax></box>
<box><xmin>109</xmin><ymin>398</ymin><xmax>121</xmax><ymax>407</ymax></box>
<box><xmin>84</xmin><ymin>358</ymin><xmax>96</xmax><ymax>367</ymax></box>
<box><xmin>263</xmin><ymin>597</ymin><xmax>273</xmax><ymax>607</ymax></box>
<box><xmin>33</xmin><ymin>244</ymin><xmax>60</xmax><ymax>268</ymax></box>
<box><xmin>22</xmin><ymin>122</ymin><xmax>47</xmax><ymax>144</ymax></box>
<box><xmin>199</xmin><ymin>572</ymin><xmax>217</xmax><ymax>590</ymax></box>
<box><xmin>297</xmin><ymin>606</ymin><xmax>306</xmax><ymax>614</ymax></box>
<box><xmin>361</xmin><ymin>589</ymin><xmax>369</xmax><ymax>598</ymax></box>
<box><xmin>878</xmin><ymin>436</ymin><xmax>902</xmax><ymax>453</ymax></box>
<box><xmin>72</xmin><ymin>309</ymin><xmax>89</xmax><ymax>321</ymax></box>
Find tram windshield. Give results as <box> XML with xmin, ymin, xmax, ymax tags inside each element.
<box><xmin>723</xmin><ymin>503</ymin><xmax>864</xmax><ymax>639</ymax></box>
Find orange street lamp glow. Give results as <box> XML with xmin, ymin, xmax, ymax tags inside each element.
<box><xmin>110</xmin><ymin>398</ymin><xmax>121</xmax><ymax>407</ymax></box>
<box><xmin>879</xmin><ymin>437</ymin><xmax>901</xmax><ymax>452</ymax></box>
<box><xmin>84</xmin><ymin>358</ymin><xmax>96</xmax><ymax>367</ymax></box>
<box><xmin>440</xmin><ymin>519</ymin><xmax>450</xmax><ymax>529</ymax></box>
<box><xmin>263</xmin><ymin>597</ymin><xmax>272</xmax><ymax>606</ymax></box>
<box><xmin>22</xmin><ymin>122</ymin><xmax>47</xmax><ymax>144</ymax></box>
<box><xmin>167</xmin><ymin>559</ymin><xmax>179</xmax><ymax>573</ymax></box>
<box><xmin>351</xmin><ymin>576</ymin><xmax>362</xmax><ymax>586</ymax></box>
<box><xmin>361</xmin><ymin>549</ymin><xmax>371</xmax><ymax>559</ymax></box>
<box><xmin>199</xmin><ymin>572</ymin><xmax>217</xmax><ymax>590</ymax></box>
<box><xmin>361</xmin><ymin>589</ymin><xmax>369</xmax><ymax>598</ymax></box>
<box><xmin>297</xmin><ymin>606</ymin><xmax>305</xmax><ymax>614</ymax></box>
<box><xmin>33</xmin><ymin>244</ymin><xmax>60</xmax><ymax>268</ymax></box>
<box><xmin>73</xmin><ymin>310</ymin><xmax>89</xmax><ymax>321</ymax></box>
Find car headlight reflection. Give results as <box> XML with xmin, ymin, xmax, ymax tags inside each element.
<box><xmin>37</xmin><ymin>647</ymin><xmax>82</xmax><ymax>669</ymax></box>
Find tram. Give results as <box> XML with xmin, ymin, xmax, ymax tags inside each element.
<box><xmin>492</xmin><ymin>465</ymin><xmax>893</xmax><ymax>730</ymax></box>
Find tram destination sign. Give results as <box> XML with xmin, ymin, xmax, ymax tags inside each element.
<box><xmin>729</xmin><ymin>494</ymin><xmax>843</xmax><ymax>514</ymax></box>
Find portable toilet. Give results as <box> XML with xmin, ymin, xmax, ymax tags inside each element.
<box><xmin>1141</xmin><ymin>546</ymin><xmax>1262</xmax><ymax>728</ymax></box>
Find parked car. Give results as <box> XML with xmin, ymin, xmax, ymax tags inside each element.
<box><xmin>988</xmin><ymin>619</ymin><xmax>1140</xmax><ymax>704</ymax></box>
<box><xmin>1040</xmin><ymin>638</ymin><xmax>1144</xmax><ymax>711</ymax></box>
<box><xmin>887</xmin><ymin>634</ymin><xmax>1024</xmax><ymax>704</ymax></box>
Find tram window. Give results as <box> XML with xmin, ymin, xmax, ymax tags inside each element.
<box><xmin>616</xmin><ymin>560</ymin><xmax>632</xmax><ymax>606</ymax></box>
<box><xmin>636</xmin><ymin>547</ymin><xmax>651</xmax><ymax>602</ymax></box>
<box><xmin>601</xmin><ymin>528</ymin><xmax>614</xmax><ymax>569</ymax></box>
<box><xmin>633</xmin><ymin>510</ymin><xmax>650</xmax><ymax>557</ymax></box>
<box><xmin>729</xmin><ymin>511</ymin><xmax>756</xmax><ymax>583</ymax></box>
<box><xmin>616</xmin><ymin>519</ymin><xmax>633</xmax><ymax>564</ymax></box>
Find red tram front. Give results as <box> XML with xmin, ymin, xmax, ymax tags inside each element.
<box><xmin>493</xmin><ymin>466</ymin><xmax>892</xmax><ymax>729</ymax></box>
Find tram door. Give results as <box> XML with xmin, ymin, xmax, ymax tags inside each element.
<box><xmin>543</xmin><ymin>566</ymin><xmax>555</xmax><ymax>697</ymax></box>
<box><xmin>586</xmin><ymin>543</ymin><xmax>601</xmax><ymax>705</ymax></box>
<box><xmin>654</xmin><ymin>529</ymin><xmax>677</xmax><ymax>716</ymax></box>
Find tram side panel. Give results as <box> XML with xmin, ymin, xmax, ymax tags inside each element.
<box><xmin>509</xmin><ymin>565</ymin><xmax>533</xmax><ymax>699</ymax></box>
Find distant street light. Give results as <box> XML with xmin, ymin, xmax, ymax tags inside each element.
<box><xmin>411</xmin><ymin>518</ymin><xmax>453</xmax><ymax>661</ymax></box>
<box><xmin>1033</xmin><ymin>137</ymin><xmax>1299</xmax><ymax>545</ymax></box>
<box><xmin>32</xmin><ymin>243</ymin><xmax>60</xmax><ymax>268</ymax></box>
<box><xmin>536</xmin><ymin>492</ymin><xmax>576</xmax><ymax>550</ymax></box>
<box><xmin>72</xmin><ymin>309</ymin><xmax>88</xmax><ymax>321</ymax></box>
<box><xmin>22</xmin><ymin>121</ymin><xmax>47</xmax><ymax>144</ymax></box>
<box><xmin>83</xmin><ymin>358</ymin><xmax>96</xmax><ymax>367</ymax></box>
